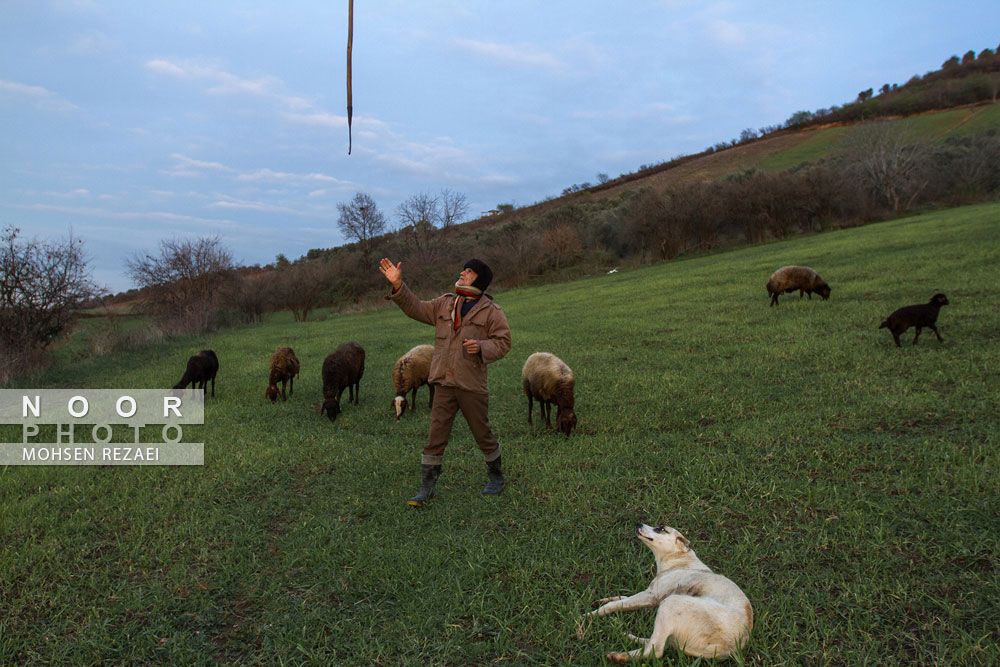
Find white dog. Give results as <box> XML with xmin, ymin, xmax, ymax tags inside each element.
<box><xmin>578</xmin><ymin>523</ymin><xmax>753</xmax><ymax>662</ymax></box>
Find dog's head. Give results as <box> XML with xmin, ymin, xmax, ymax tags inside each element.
<box><xmin>635</xmin><ymin>523</ymin><xmax>691</xmax><ymax>557</ymax></box>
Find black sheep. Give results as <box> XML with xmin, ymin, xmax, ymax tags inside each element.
<box><xmin>317</xmin><ymin>342</ymin><xmax>365</xmax><ymax>422</ymax></box>
<box><xmin>879</xmin><ymin>293</ymin><xmax>950</xmax><ymax>347</ymax></box>
<box><xmin>174</xmin><ymin>350</ymin><xmax>219</xmax><ymax>396</ymax></box>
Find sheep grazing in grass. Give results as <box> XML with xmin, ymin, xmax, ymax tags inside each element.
<box><xmin>766</xmin><ymin>265</ymin><xmax>831</xmax><ymax>306</ymax></box>
<box><xmin>316</xmin><ymin>342</ymin><xmax>365</xmax><ymax>422</ymax></box>
<box><xmin>174</xmin><ymin>350</ymin><xmax>219</xmax><ymax>397</ymax></box>
<box><xmin>879</xmin><ymin>293</ymin><xmax>950</xmax><ymax>347</ymax></box>
<box><xmin>522</xmin><ymin>352</ymin><xmax>577</xmax><ymax>437</ymax></box>
<box><xmin>392</xmin><ymin>344</ymin><xmax>435</xmax><ymax>420</ymax></box>
<box><xmin>265</xmin><ymin>346</ymin><xmax>300</xmax><ymax>403</ymax></box>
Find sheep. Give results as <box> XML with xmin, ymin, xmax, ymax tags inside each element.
<box><xmin>316</xmin><ymin>342</ymin><xmax>365</xmax><ymax>422</ymax></box>
<box><xmin>766</xmin><ymin>265</ymin><xmax>831</xmax><ymax>306</ymax></box>
<box><xmin>522</xmin><ymin>352</ymin><xmax>577</xmax><ymax>437</ymax></box>
<box><xmin>391</xmin><ymin>344</ymin><xmax>435</xmax><ymax>420</ymax></box>
<box><xmin>879</xmin><ymin>293</ymin><xmax>949</xmax><ymax>347</ymax></box>
<box><xmin>173</xmin><ymin>350</ymin><xmax>219</xmax><ymax>397</ymax></box>
<box><xmin>265</xmin><ymin>346</ymin><xmax>300</xmax><ymax>403</ymax></box>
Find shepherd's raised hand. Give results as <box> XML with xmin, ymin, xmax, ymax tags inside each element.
<box><xmin>379</xmin><ymin>258</ymin><xmax>403</xmax><ymax>289</ymax></box>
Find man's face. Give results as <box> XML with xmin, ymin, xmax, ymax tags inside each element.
<box><xmin>458</xmin><ymin>267</ymin><xmax>478</xmax><ymax>287</ymax></box>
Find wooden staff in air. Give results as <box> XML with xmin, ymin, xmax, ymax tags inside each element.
<box><xmin>346</xmin><ymin>0</ymin><xmax>354</xmax><ymax>154</ymax></box>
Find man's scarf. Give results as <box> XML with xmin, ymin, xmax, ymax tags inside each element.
<box><xmin>450</xmin><ymin>284</ymin><xmax>482</xmax><ymax>330</ymax></box>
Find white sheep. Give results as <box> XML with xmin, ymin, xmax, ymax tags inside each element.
<box><xmin>766</xmin><ymin>265</ymin><xmax>831</xmax><ymax>306</ymax></box>
<box><xmin>522</xmin><ymin>352</ymin><xmax>577</xmax><ymax>437</ymax></box>
<box><xmin>392</xmin><ymin>344</ymin><xmax>435</xmax><ymax>420</ymax></box>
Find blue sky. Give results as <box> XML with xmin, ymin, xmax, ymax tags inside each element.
<box><xmin>3</xmin><ymin>1</ymin><xmax>998</xmax><ymax>293</ymax></box>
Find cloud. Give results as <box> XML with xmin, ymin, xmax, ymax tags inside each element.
<box><xmin>208</xmin><ymin>195</ymin><xmax>317</xmax><ymax>216</ymax></box>
<box><xmin>67</xmin><ymin>31</ymin><xmax>117</xmax><ymax>55</ymax></box>
<box><xmin>145</xmin><ymin>58</ymin><xmax>314</xmax><ymax>112</ymax></box>
<box><xmin>706</xmin><ymin>19</ymin><xmax>747</xmax><ymax>48</ymax></box>
<box><xmin>0</xmin><ymin>80</ymin><xmax>79</xmax><ymax>113</ymax></box>
<box><xmin>451</xmin><ymin>38</ymin><xmax>562</xmax><ymax>71</ymax></box>
<box><xmin>162</xmin><ymin>153</ymin><xmax>235</xmax><ymax>178</ymax></box>
<box><xmin>17</xmin><ymin>203</ymin><xmax>236</xmax><ymax>227</ymax></box>
<box><xmin>237</xmin><ymin>168</ymin><xmax>341</xmax><ymax>185</ymax></box>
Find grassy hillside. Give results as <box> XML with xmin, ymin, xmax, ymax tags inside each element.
<box><xmin>596</xmin><ymin>101</ymin><xmax>1000</xmax><ymax>194</ymax></box>
<box><xmin>2</xmin><ymin>203</ymin><xmax>999</xmax><ymax>664</ymax></box>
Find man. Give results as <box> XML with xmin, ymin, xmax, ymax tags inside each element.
<box><xmin>379</xmin><ymin>257</ymin><xmax>511</xmax><ymax>507</ymax></box>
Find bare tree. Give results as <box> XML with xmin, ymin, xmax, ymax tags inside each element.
<box><xmin>844</xmin><ymin>121</ymin><xmax>928</xmax><ymax>212</ymax></box>
<box><xmin>337</xmin><ymin>192</ymin><xmax>387</xmax><ymax>268</ymax></box>
<box><xmin>541</xmin><ymin>223</ymin><xmax>582</xmax><ymax>271</ymax></box>
<box><xmin>624</xmin><ymin>189</ymin><xmax>687</xmax><ymax>260</ymax></box>
<box><xmin>396</xmin><ymin>193</ymin><xmax>439</xmax><ymax>263</ymax></box>
<box><xmin>490</xmin><ymin>220</ymin><xmax>541</xmax><ymax>285</ymax></box>
<box><xmin>125</xmin><ymin>236</ymin><xmax>234</xmax><ymax>333</ymax></box>
<box><xmin>1</xmin><ymin>227</ymin><xmax>100</xmax><ymax>379</ymax></box>
<box><xmin>439</xmin><ymin>189</ymin><xmax>469</xmax><ymax>227</ymax></box>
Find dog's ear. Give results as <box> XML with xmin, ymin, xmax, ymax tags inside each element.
<box><xmin>676</xmin><ymin>533</ymin><xmax>691</xmax><ymax>552</ymax></box>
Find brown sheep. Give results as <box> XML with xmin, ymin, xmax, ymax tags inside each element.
<box><xmin>766</xmin><ymin>266</ymin><xmax>831</xmax><ymax>306</ymax></box>
<box><xmin>392</xmin><ymin>344</ymin><xmax>435</xmax><ymax>420</ymax></box>
<box><xmin>522</xmin><ymin>352</ymin><xmax>577</xmax><ymax>437</ymax></box>
<box><xmin>265</xmin><ymin>347</ymin><xmax>300</xmax><ymax>402</ymax></box>
<box><xmin>315</xmin><ymin>342</ymin><xmax>365</xmax><ymax>422</ymax></box>
<box><xmin>174</xmin><ymin>350</ymin><xmax>219</xmax><ymax>397</ymax></box>
<box><xmin>879</xmin><ymin>293</ymin><xmax>949</xmax><ymax>347</ymax></box>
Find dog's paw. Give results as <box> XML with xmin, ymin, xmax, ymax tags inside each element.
<box><xmin>606</xmin><ymin>652</ymin><xmax>631</xmax><ymax>664</ymax></box>
<box><xmin>593</xmin><ymin>595</ymin><xmax>625</xmax><ymax>608</ymax></box>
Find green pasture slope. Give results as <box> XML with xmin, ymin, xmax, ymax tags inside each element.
<box><xmin>2</xmin><ymin>203</ymin><xmax>999</xmax><ymax>665</ymax></box>
<box><xmin>760</xmin><ymin>102</ymin><xmax>1000</xmax><ymax>172</ymax></box>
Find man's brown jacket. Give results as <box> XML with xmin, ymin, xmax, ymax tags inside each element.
<box><xmin>390</xmin><ymin>282</ymin><xmax>511</xmax><ymax>395</ymax></box>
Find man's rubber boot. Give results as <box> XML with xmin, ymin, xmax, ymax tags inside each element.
<box><xmin>408</xmin><ymin>464</ymin><xmax>441</xmax><ymax>507</ymax></box>
<box><xmin>482</xmin><ymin>455</ymin><xmax>504</xmax><ymax>496</ymax></box>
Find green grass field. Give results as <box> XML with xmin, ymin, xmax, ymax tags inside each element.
<box><xmin>2</xmin><ymin>203</ymin><xmax>999</xmax><ymax>665</ymax></box>
<box><xmin>760</xmin><ymin>102</ymin><xmax>1000</xmax><ymax>173</ymax></box>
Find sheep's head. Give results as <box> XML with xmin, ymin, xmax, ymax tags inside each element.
<box><xmin>931</xmin><ymin>293</ymin><xmax>949</xmax><ymax>306</ymax></box>
<box><xmin>393</xmin><ymin>395</ymin><xmax>409</xmax><ymax>420</ymax></box>
<box><xmin>816</xmin><ymin>284</ymin><xmax>832</xmax><ymax>300</ymax></box>
<box><xmin>555</xmin><ymin>406</ymin><xmax>577</xmax><ymax>437</ymax></box>
<box><xmin>265</xmin><ymin>385</ymin><xmax>279</xmax><ymax>403</ymax></box>
<box><xmin>318</xmin><ymin>398</ymin><xmax>341</xmax><ymax>422</ymax></box>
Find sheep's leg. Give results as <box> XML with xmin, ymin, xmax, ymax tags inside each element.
<box><xmin>289</xmin><ymin>377</ymin><xmax>294</xmax><ymax>397</ymax></box>
<box><xmin>912</xmin><ymin>327</ymin><xmax>922</xmax><ymax>345</ymax></box>
<box><xmin>353</xmin><ymin>381</ymin><xmax>360</xmax><ymax>404</ymax></box>
<box><xmin>410</xmin><ymin>387</ymin><xmax>417</xmax><ymax>411</ymax></box>
<box><xmin>930</xmin><ymin>324</ymin><xmax>943</xmax><ymax>342</ymax></box>
<box><xmin>281</xmin><ymin>379</ymin><xmax>288</xmax><ymax>401</ymax></box>
<box><xmin>543</xmin><ymin>401</ymin><xmax>552</xmax><ymax>428</ymax></box>
<box><xmin>527</xmin><ymin>394</ymin><xmax>533</xmax><ymax>424</ymax></box>
<box><xmin>210</xmin><ymin>377</ymin><xmax>215</xmax><ymax>397</ymax></box>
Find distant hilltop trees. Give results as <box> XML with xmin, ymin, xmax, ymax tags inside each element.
<box><xmin>783</xmin><ymin>46</ymin><xmax>1000</xmax><ymax>131</ymax></box>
